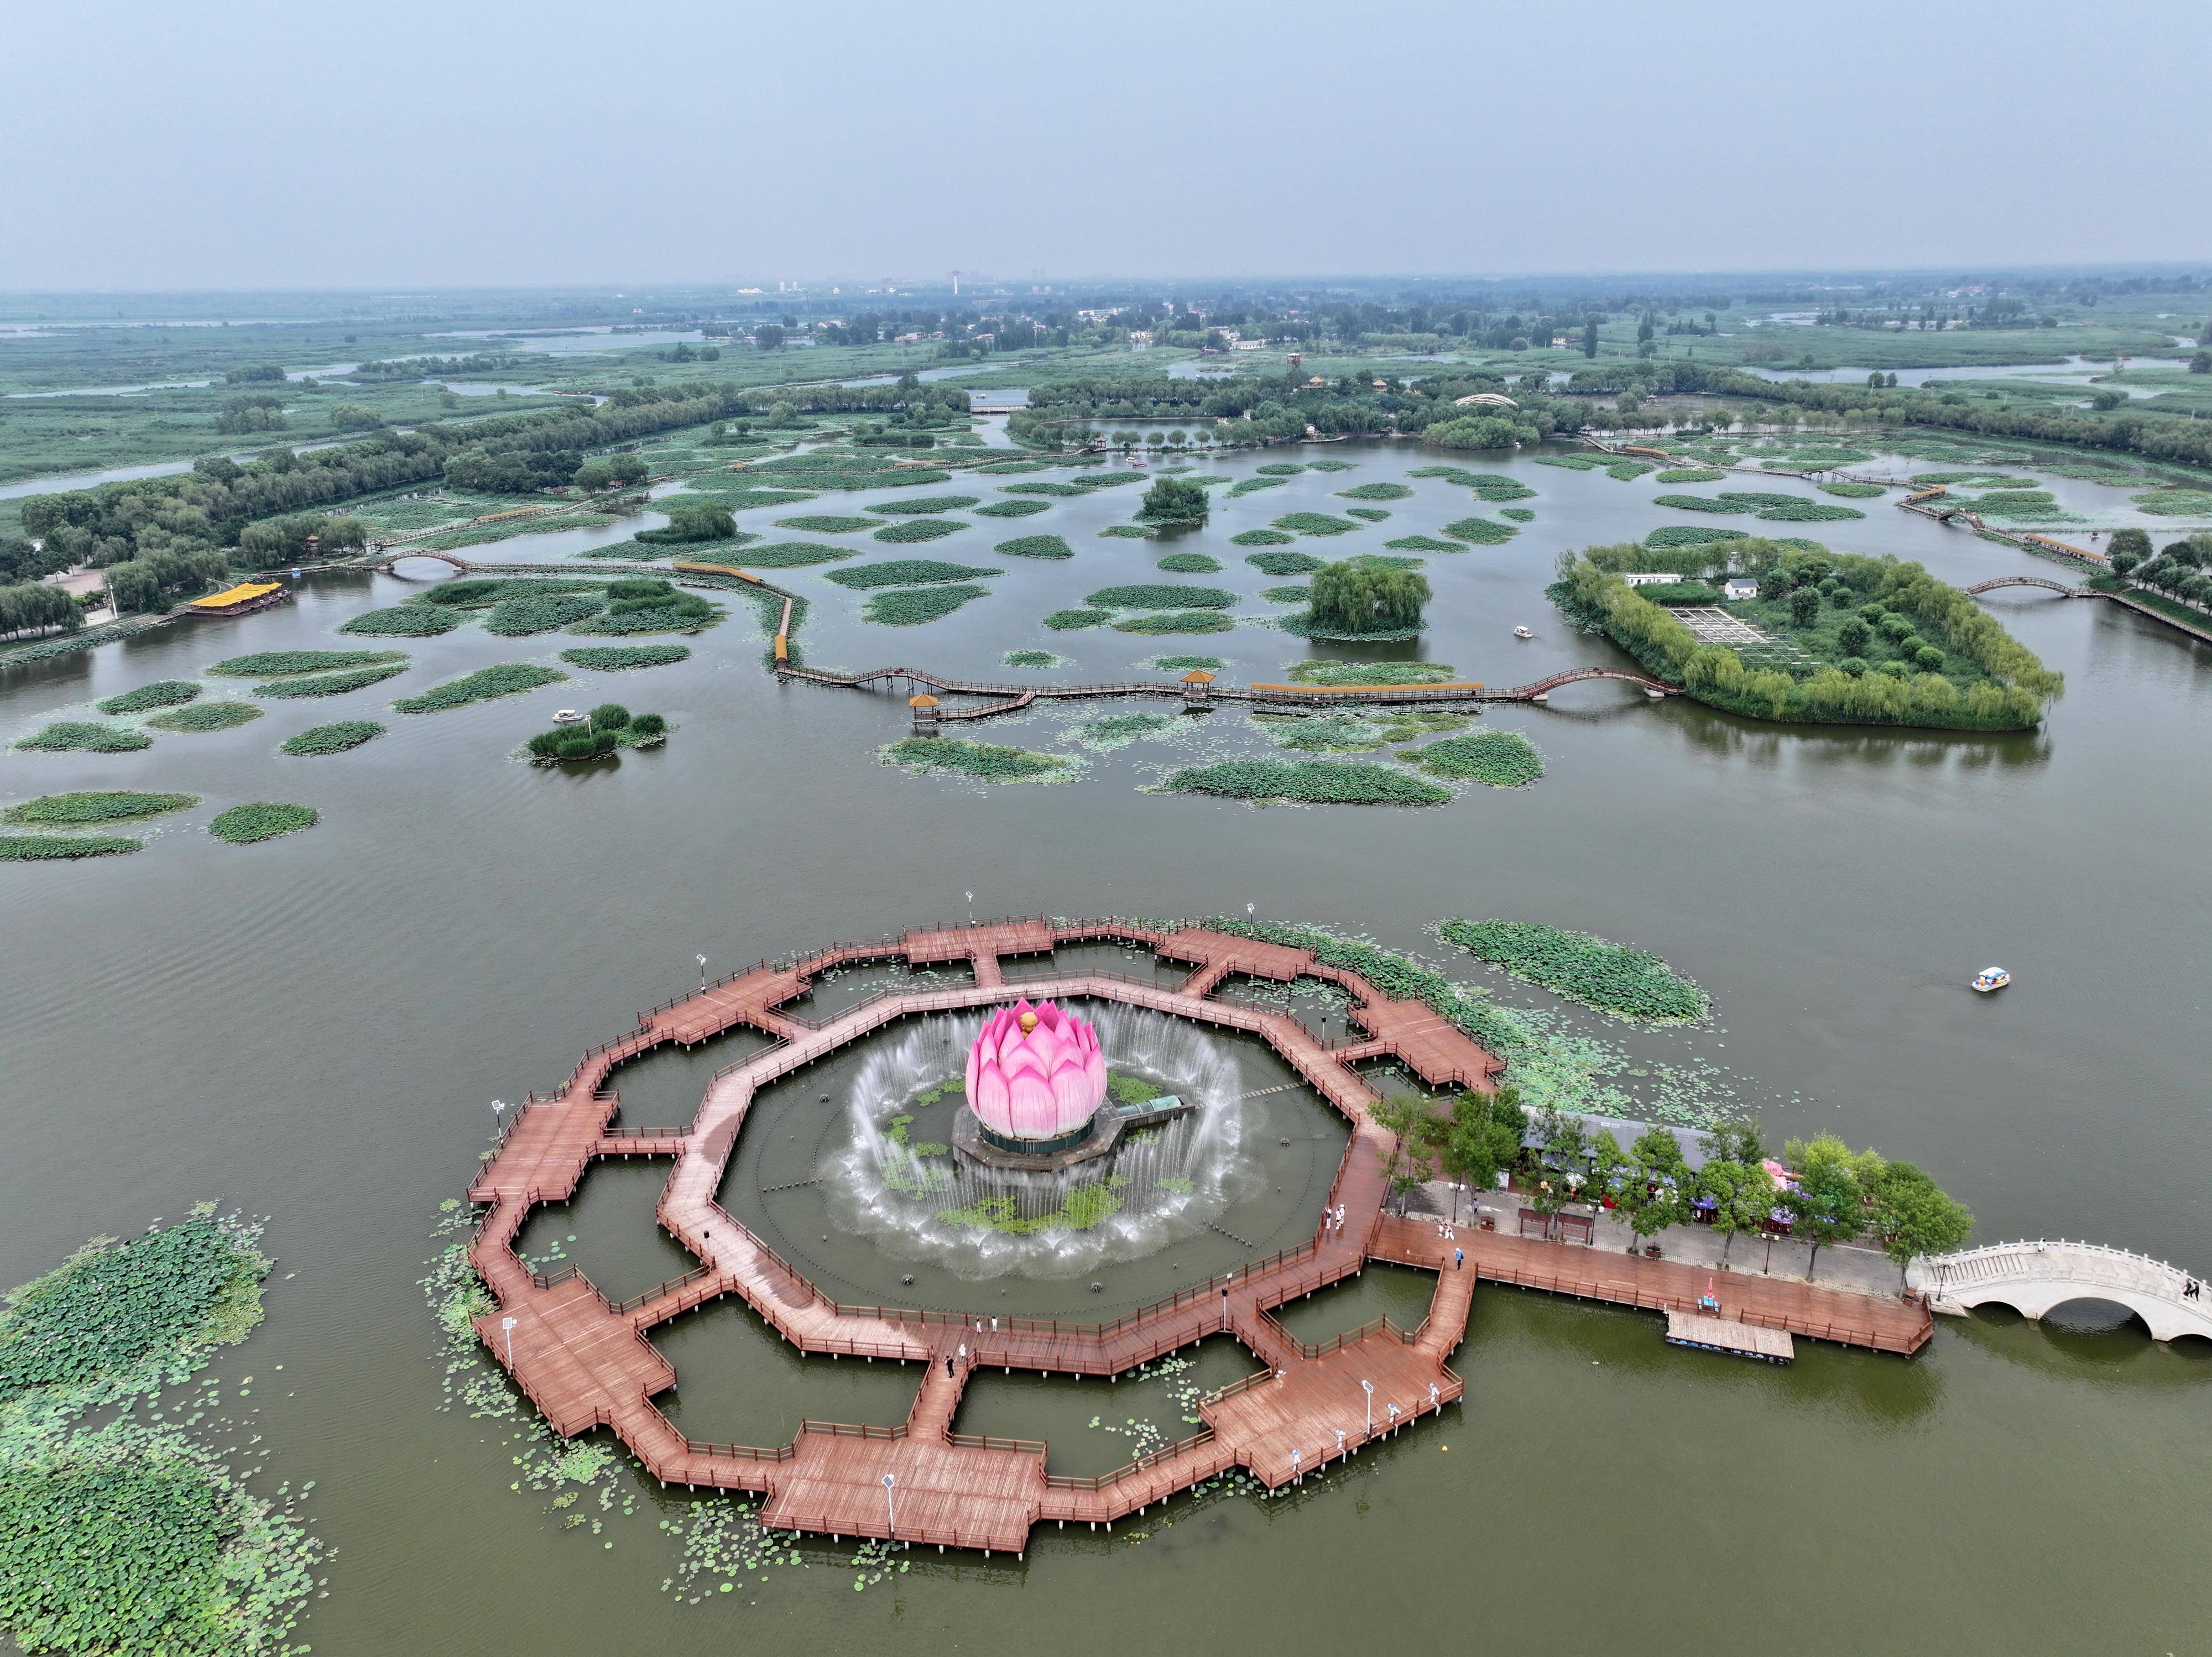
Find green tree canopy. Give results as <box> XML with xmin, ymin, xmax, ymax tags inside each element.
<box><xmin>1309</xmin><ymin>560</ymin><xmax>1430</xmax><ymax>635</ymax></box>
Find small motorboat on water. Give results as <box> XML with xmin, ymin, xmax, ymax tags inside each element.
<box><xmin>1972</xmin><ymin>966</ymin><xmax>2011</xmax><ymax>993</ymax></box>
<box><xmin>552</xmin><ymin>708</ymin><xmax>587</xmax><ymax>725</ymax></box>
<box><xmin>1513</xmin><ymin>625</ymin><xmax>1534</xmax><ymax>639</ymax></box>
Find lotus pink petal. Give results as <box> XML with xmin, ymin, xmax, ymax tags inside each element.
<box><xmin>964</xmin><ymin>997</ymin><xmax>1108</xmax><ymax>1141</ymax></box>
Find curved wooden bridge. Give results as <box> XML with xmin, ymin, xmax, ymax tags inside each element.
<box><xmin>464</xmin><ymin>917</ymin><xmax>1925</xmax><ymax>1557</ymax></box>
<box><xmin>776</xmin><ymin>661</ymin><xmax>1677</xmax><ymax>722</ymax></box>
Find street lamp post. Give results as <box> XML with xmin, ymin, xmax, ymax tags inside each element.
<box><xmin>697</xmin><ymin>953</ymin><xmax>708</xmax><ymax>991</ymax></box>
<box><xmin>500</xmin><ymin>1316</ymin><xmax>517</xmax><ymax>1369</ymax></box>
<box><xmin>882</xmin><ymin>1473</ymin><xmax>896</xmax><ymax>1537</ymax></box>
<box><xmin>1361</xmin><ymin>1378</ymin><xmax>1374</xmax><ymax>1436</ymax></box>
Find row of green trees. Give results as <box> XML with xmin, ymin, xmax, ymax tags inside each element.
<box><xmin>1375</xmin><ymin>1089</ymin><xmax>1973</xmax><ymax>1267</ymax></box>
<box><xmin>0</xmin><ymin>581</ymin><xmax>81</xmax><ymax>639</ymax></box>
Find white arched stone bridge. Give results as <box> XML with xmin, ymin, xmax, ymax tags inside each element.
<box><xmin>1907</xmin><ymin>1240</ymin><xmax>2212</xmax><ymax>1344</ymax></box>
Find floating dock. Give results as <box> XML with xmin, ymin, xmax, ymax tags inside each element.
<box><xmin>1665</xmin><ymin>1310</ymin><xmax>1795</xmax><ymax>1363</ymax></box>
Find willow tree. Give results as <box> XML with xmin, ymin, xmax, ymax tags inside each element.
<box><xmin>1310</xmin><ymin>560</ymin><xmax>1429</xmax><ymax>635</ymax></box>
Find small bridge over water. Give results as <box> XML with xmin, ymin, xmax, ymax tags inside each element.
<box><xmin>1907</xmin><ymin>1241</ymin><xmax>2212</xmax><ymax>1344</ymax></box>
<box><xmin>775</xmin><ymin>662</ymin><xmax>1678</xmax><ymax>723</ymax></box>
<box><xmin>1962</xmin><ymin>576</ymin><xmax>2099</xmax><ymax>599</ymax></box>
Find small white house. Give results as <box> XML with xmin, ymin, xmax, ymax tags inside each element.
<box><xmin>1621</xmin><ymin>572</ymin><xmax>1676</xmax><ymax>588</ymax></box>
<box><xmin>1722</xmin><ymin>577</ymin><xmax>1759</xmax><ymax>601</ymax></box>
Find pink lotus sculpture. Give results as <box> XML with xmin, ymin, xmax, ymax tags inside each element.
<box><xmin>965</xmin><ymin>999</ymin><xmax>1108</xmax><ymax>1142</ymax></box>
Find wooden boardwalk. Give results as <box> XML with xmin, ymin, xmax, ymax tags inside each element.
<box><xmin>1370</xmin><ymin>1215</ymin><xmax>1932</xmax><ymax>1355</ymax></box>
<box><xmin>466</xmin><ymin>916</ymin><xmax>1922</xmax><ymax>1554</ymax></box>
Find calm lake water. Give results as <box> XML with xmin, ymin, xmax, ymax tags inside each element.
<box><xmin>2</xmin><ymin>440</ymin><xmax>2208</xmax><ymax>1656</ymax></box>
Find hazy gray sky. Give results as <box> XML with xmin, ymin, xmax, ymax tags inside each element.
<box><xmin>6</xmin><ymin>0</ymin><xmax>2206</xmax><ymax>290</ymax></box>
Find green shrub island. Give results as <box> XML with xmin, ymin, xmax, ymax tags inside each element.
<box><xmin>94</xmin><ymin>681</ymin><xmax>201</xmax><ymax>715</ymax></box>
<box><xmin>0</xmin><ymin>1208</ymin><xmax>319</xmax><ymax>1655</ymax></box>
<box><xmin>2</xmin><ymin>791</ymin><xmax>197</xmax><ymax>827</ymax></box>
<box><xmin>1437</xmin><ymin>918</ymin><xmax>1709</xmax><ymax>1022</ymax></box>
<box><xmin>774</xmin><ymin>514</ymin><xmax>878</xmax><ymax>534</ymax></box>
<box><xmin>1645</xmin><ymin>525</ymin><xmax>1749</xmax><ymax>549</ymax></box>
<box><xmin>1262</xmin><ymin>584</ymin><xmax>1312</xmax><ymax>603</ymax></box>
<box><xmin>881</xmin><ymin>736</ymin><xmax>1073</xmax><ymax>783</ymax></box>
<box><xmin>1408</xmin><ymin>730</ymin><xmax>1545</xmax><ymax>787</ymax></box>
<box><xmin>393</xmin><ymin>663</ymin><xmax>566</xmax><ymax>713</ymax></box>
<box><xmin>974</xmin><ymin>499</ymin><xmax>1051</xmax><ymax>519</ymax></box>
<box><xmin>634</xmin><ymin>502</ymin><xmax>738</xmax><ymax>545</ymax></box>
<box><xmin>253</xmin><ymin>661</ymin><xmax>410</xmax><ymax>697</ymax></box>
<box><xmin>1225</xmin><ymin>476</ymin><xmax>1288</xmax><ymax>498</ymax></box>
<box><xmin>1818</xmin><ymin>481</ymin><xmax>1889</xmax><ymax>499</ymax></box>
<box><xmin>280</xmin><ymin>720</ymin><xmax>384</xmax><ymax>755</ymax></box>
<box><xmin>13</xmin><ymin>722</ymin><xmax>152</xmax><ymax>753</ymax></box>
<box><xmin>1245</xmin><ymin>550</ymin><xmax>1324</xmax><ymax>576</ymax></box>
<box><xmin>1288</xmin><ymin>658</ymin><xmax>1460</xmax><ymax>686</ymax></box>
<box><xmin>559</xmin><ymin>645</ymin><xmax>691</xmax><ymax>671</ymax></box>
<box><xmin>1042</xmin><ymin>608</ymin><xmax>1112</xmax><ymax>630</ymax></box>
<box><xmin>147</xmin><ymin>702</ymin><xmax>262</xmax><ymax>733</ymax></box>
<box><xmin>1384</xmin><ymin>535</ymin><xmax>1468</xmax><ymax>553</ymax></box>
<box><xmin>1230</xmin><ymin>529</ymin><xmax>1295</xmax><ymax>547</ymax></box>
<box><xmin>209</xmin><ymin>650</ymin><xmax>405</xmax><ymax>677</ymax></box>
<box><xmin>481</xmin><ymin>592</ymin><xmax>607</xmax><ymax>636</ymax></box>
<box><xmin>1155</xmin><ymin>553</ymin><xmax>1223</xmax><ymax>573</ymax></box>
<box><xmin>524</xmin><ymin>703</ymin><xmax>668</xmax><ymax>763</ymax></box>
<box><xmin>0</xmin><ymin>832</ymin><xmax>142</xmax><ymax>860</ymax></box>
<box><xmin>864</xmin><ymin>584</ymin><xmax>992</xmax><ymax>626</ymax></box>
<box><xmin>993</xmin><ymin>535</ymin><xmax>1073</xmax><ymax>560</ymax></box>
<box><xmin>710</xmin><ymin>541</ymin><xmax>853</xmax><ymax>569</ymax></box>
<box><xmin>1086</xmin><ymin>584</ymin><xmax>1237</xmax><ymax>610</ymax></box>
<box><xmin>1344</xmin><ymin>508</ymin><xmax>1392</xmax><ymax>524</ymax></box>
<box><xmin>208</xmin><ymin>802</ymin><xmax>318</xmax><ymax>843</ymax></box>
<box><xmin>1441</xmin><ymin>515</ymin><xmax>1516</xmax><ymax>545</ymax></box>
<box><xmin>1002</xmin><ymin>650</ymin><xmax>1063</xmax><ymax>668</ymax></box>
<box><xmin>1272</xmin><ymin>512</ymin><xmax>1360</xmax><ymax>537</ymax></box>
<box><xmin>339</xmin><ymin>604</ymin><xmax>463</xmax><ymax>637</ymax></box>
<box><xmin>1551</xmin><ymin>539</ymin><xmax>2061</xmax><ymax>729</ymax></box>
<box><xmin>1336</xmin><ymin>482</ymin><xmax>1412</xmax><ymax>501</ymax></box>
<box><xmin>1500</xmin><ymin>508</ymin><xmax>1536</xmax><ymax>522</ymax></box>
<box><xmin>1113</xmin><ymin>610</ymin><xmax>1234</xmax><ymax>635</ymax></box>
<box><xmin>1099</xmin><ymin>524</ymin><xmax>1159</xmax><ymax>540</ymax></box>
<box><xmin>1655</xmin><ymin>468</ymin><xmax>1728</xmax><ymax>484</ymax></box>
<box><xmin>1408</xmin><ymin>467</ymin><xmax>1536</xmax><ymax>500</ymax></box>
<box><xmin>1164</xmin><ymin>758</ymin><xmax>1450</xmax><ymax>806</ymax></box>
<box><xmin>867</xmin><ymin>495</ymin><xmax>981</xmax><ymax>516</ymax></box>
<box><xmin>1149</xmin><ymin>655</ymin><xmax>1224</xmax><ymax>671</ymax></box>
<box><xmin>871</xmin><ymin>518</ymin><xmax>969</xmax><ymax>544</ymax></box>
<box><xmin>827</xmin><ymin>560</ymin><xmax>1001</xmax><ymax>590</ymax></box>
<box><xmin>1137</xmin><ymin>476</ymin><xmax>1210</xmax><ymax>527</ymax></box>
<box><xmin>568</xmin><ymin>579</ymin><xmax>719</xmax><ymax>635</ymax></box>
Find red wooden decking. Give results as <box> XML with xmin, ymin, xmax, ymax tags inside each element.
<box><xmin>465</xmin><ymin>918</ymin><xmax>1923</xmax><ymax>1555</ymax></box>
<box><xmin>1369</xmin><ymin>1215</ymin><xmax>1932</xmax><ymax>1355</ymax></box>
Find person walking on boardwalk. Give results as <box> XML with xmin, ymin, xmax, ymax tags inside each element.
<box><xmin>1454</xmin><ymin>1247</ymin><xmax>1464</xmax><ymax>1271</ymax></box>
<box><xmin>945</xmin><ymin>1353</ymin><xmax>955</xmax><ymax>1378</ymax></box>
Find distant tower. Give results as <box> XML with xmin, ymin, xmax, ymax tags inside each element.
<box><xmin>950</xmin><ymin>270</ymin><xmax>961</xmax><ymax>295</ymax></box>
